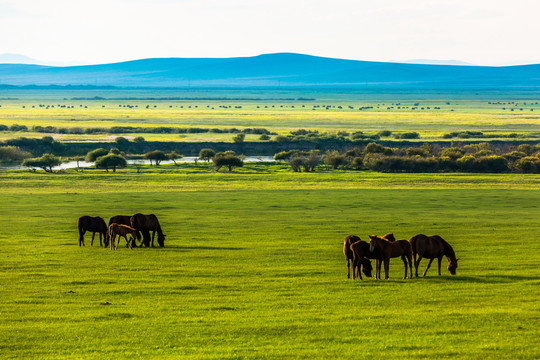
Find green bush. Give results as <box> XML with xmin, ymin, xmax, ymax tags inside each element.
<box><xmin>0</xmin><ymin>146</ymin><xmax>32</xmax><ymax>161</ymax></box>
<box><xmin>95</xmin><ymin>154</ymin><xmax>127</xmax><ymax>172</ymax></box>
<box><xmin>85</xmin><ymin>148</ymin><xmax>109</xmax><ymax>162</ymax></box>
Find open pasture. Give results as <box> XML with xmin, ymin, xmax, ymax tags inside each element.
<box><xmin>0</xmin><ymin>167</ymin><xmax>539</xmax><ymax>359</ymax></box>
<box><xmin>1</xmin><ymin>89</ymin><xmax>539</xmax><ymax>141</ymax></box>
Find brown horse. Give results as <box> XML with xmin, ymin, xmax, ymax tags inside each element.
<box><xmin>369</xmin><ymin>235</ymin><xmax>413</xmax><ymax>279</ymax></box>
<box><xmin>106</xmin><ymin>215</ymin><xmax>132</xmax><ymax>247</ymax></box>
<box><xmin>343</xmin><ymin>233</ymin><xmax>395</xmax><ymax>279</ymax></box>
<box><xmin>409</xmin><ymin>234</ymin><xmax>458</xmax><ymax>276</ymax></box>
<box><xmin>343</xmin><ymin>235</ymin><xmax>373</xmax><ymax>279</ymax></box>
<box><xmin>78</xmin><ymin>216</ymin><xmax>107</xmax><ymax>246</ymax></box>
<box><xmin>108</xmin><ymin>223</ymin><xmax>137</xmax><ymax>250</ymax></box>
<box><xmin>349</xmin><ymin>240</ymin><xmax>374</xmax><ymax>280</ymax></box>
<box><xmin>130</xmin><ymin>213</ymin><xmax>166</xmax><ymax>247</ymax></box>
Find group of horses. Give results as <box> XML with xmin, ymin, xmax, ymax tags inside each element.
<box><xmin>343</xmin><ymin>233</ymin><xmax>458</xmax><ymax>280</ymax></box>
<box><xmin>77</xmin><ymin>214</ymin><xmax>166</xmax><ymax>250</ymax></box>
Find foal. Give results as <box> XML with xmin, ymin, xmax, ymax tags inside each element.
<box><xmin>108</xmin><ymin>223</ymin><xmax>137</xmax><ymax>250</ymax></box>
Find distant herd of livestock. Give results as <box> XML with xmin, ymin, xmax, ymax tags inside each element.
<box><xmin>344</xmin><ymin>233</ymin><xmax>459</xmax><ymax>279</ymax></box>
<box><xmin>77</xmin><ymin>214</ymin><xmax>166</xmax><ymax>250</ymax></box>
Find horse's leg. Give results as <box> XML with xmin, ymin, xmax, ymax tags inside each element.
<box><xmin>357</xmin><ymin>260</ymin><xmax>363</xmax><ymax>280</ymax></box>
<box><xmin>151</xmin><ymin>231</ymin><xmax>156</xmax><ymax>247</ymax></box>
<box><xmin>91</xmin><ymin>232</ymin><xmax>96</xmax><ymax>246</ymax></box>
<box><xmin>401</xmin><ymin>255</ymin><xmax>407</xmax><ymax>280</ymax></box>
<box><xmin>384</xmin><ymin>259</ymin><xmax>390</xmax><ymax>280</ymax></box>
<box><xmin>408</xmin><ymin>254</ymin><xmax>413</xmax><ymax>279</ymax></box>
<box><xmin>377</xmin><ymin>260</ymin><xmax>382</xmax><ymax>280</ymax></box>
<box><xmin>423</xmin><ymin>258</ymin><xmax>434</xmax><ymax>276</ymax></box>
<box><xmin>437</xmin><ymin>256</ymin><xmax>443</xmax><ymax>276</ymax></box>
<box><xmin>79</xmin><ymin>229</ymin><xmax>85</xmax><ymax>246</ymax></box>
<box><xmin>347</xmin><ymin>258</ymin><xmax>350</xmax><ymax>279</ymax></box>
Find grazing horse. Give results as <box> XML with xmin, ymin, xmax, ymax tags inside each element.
<box><xmin>108</xmin><ymin>223</ymin><xmax>137</xmax><ymax>250</ymax></box>
<box><xmin>343</xmin><ymin>233</ymin><xmax>395</xmax><ymax>279</ymax></box>
<box><xmin>349</xmin><ymin>240</ymin><xmax>374</xmax><ymax>280</ymax></box>
<box><xmin>343</xmin><ymin>235</ymin><xmax>373</xmax><ymax>279</ymax></box>
<box><xmin>130</xmin><ymin>213</ymin><xmax>166</xmax><ymax>247</ymax></box>
<box><xmin>409</xmin><ymin>234</ymin><xmax>458</xmax><ymax>277</ymax></box>
<box><xmin>369</xmin><ymin>235</ymin><xmax>413</xmax><ymax>280</ymax></box>
<box><xmin>78</xmin><ymin>216</ymin><xmax>107</xmax><ymax>246</ymax></box>
<box><xmin>106</xmin><ymin>215</ymin><xmax>132</xmax><ymax>247</ymax></box>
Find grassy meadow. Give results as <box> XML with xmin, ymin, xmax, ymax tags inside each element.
<box><xmin>0</xmin><ymin>88</ymin><xmax>539</xmax><ymax>359</ymax></box>
<box><xmin>0</xmin><ymin>164</ymin><xmax>539</xmax><ymax>359</ymax></box>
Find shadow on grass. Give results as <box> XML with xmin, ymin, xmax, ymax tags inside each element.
<box><xmin>161</xmin><ymin>245</ymin><xmax>245</xmax><ymax>252</ymax></box>
<box><xmin>420</xmin><ymin>275</ymin><xmax>540</xmax><ymax>284</ymax></box>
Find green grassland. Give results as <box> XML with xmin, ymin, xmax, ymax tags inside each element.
<box><xmin>1</xmin><ymin>164</ymin><xmax>539</xmax><ymax>359</ymax></box>
<box><xmin>1</xmin><ymin>89</ymin><xmax>539</xmax><ymax>141</ymax></box>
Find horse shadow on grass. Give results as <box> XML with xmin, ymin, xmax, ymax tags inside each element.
<box><xmin>160</xmin><ymin>245</ymin><xmax>245</xmax><ymax>252</ymax></box>
<box><xmin>426</xmin><ymin>275</ymin><xmax>540</xmax><ymax>284</ymax></box>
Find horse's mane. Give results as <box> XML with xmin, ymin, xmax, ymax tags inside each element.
<box><xmin>431</xmin><ymin>235</ymin><xmax>456</xmax><ymax>260</ymax></box>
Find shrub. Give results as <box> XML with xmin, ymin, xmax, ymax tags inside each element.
<box><xmin>259</xmin><ymin>134</ymin><xmax>271</xmax><ymax>140</ymax></box>
<box><xmin>85</xmin><ymin>148</ymin><xmax>109</xmax><ymax>162</ymax></box>
<box><xmin>144</xmin><ymin>150</ymin><xmax>168</xmax><ymax>165</ymax></box>
<box><xmin>0</xmin><ymin>146</ymin><xmax>32</xmax><ymax>161</ymax></box>
<box><xmin>474</xmin><ymin>156</ymin><xmax>509</xmax><ymax>173</ymax></box>
<box><xmin>133</xmin><ymin>136</ymin><xmax>145</xmax><ymax>143</ymax></box>
<box><xmin>22</xmin><ymin>153</ymin><xmax>61</xmax><ymax>172</ymax></box>
<box><xmin>213</xmin><ymin>152</ymin><xmax>244</xmax><ymax>171</ymax></box>
<box><xmin>322</xmin><ymin>150</ymin><xmax>347</xmax><ymax>169</ymax></box>
<box><xmin>504</xmin><ymin>151</ymin><xmax>527</xmax><ymax>162</ymax></box>
<box><xmin>351</xmin><ymin>156</ymin><xmax>363</xmax><ymax>170</ymax></box>
<box><xmin>233</xmin><ymin>133</ymin><xmax>245</xmax><ymax>143</ymax></box>
<box><xmin>199</xmin><ymin>148</ymin><xmax>216</xmax><ymax>162</ymax></box>
<box><xmin>394</xmin><ymin>132</ymin><xmax>420</xmax><ymax>139</ymax></box>
<box><xmin>441</xmin><ymin>147</ymin><xmax>465</xmax><ymax>160</ymax></box>
<box><xmin>95</xmin><ymin>154</ymin><xmax>127</xmax><ymax>172</ymax></box>
<box><xmin>377</xmin><ymin>130</ymin><xmax>392</xmax><ymax>137</ymax></box>
<box><xmin>513</xmin><ymin>156</ymin><xmax>540</xmax><ymax>173</ymax></box>
<box><xmin>517</xmin><ymin>144</ymin><xmax>535</xmax><ymax>155</ymax></box>
<box><xmin>364</xmin><ymin>143</ymin><xmax>385</xmax><ymax>154</ymax></box>
<box><xmin>456</xmin><ymin>155</ymin><xmax>476</xmax><ymax>172</ymax></box>
<box><xmin>167</xmin><ymin>151</ymin><xmax>183</xmax><ymax>165</ymax></box>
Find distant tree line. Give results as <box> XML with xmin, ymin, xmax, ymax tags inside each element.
<box><xmin>274</xmin><ymin>142</ymin><xmax>540</xmax><ymax>174</ymax></box>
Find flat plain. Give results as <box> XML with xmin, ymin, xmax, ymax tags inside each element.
<box><xmin>0</xmin><ymin>88</ymin><xmax>539</xmax><ymax>359</ymax></box>
<box><xmin>0</xmin><ymin>164</ymin><xmax>539</xmax><ymax>359</ymax></box>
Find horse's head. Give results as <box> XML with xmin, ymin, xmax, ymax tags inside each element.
<box><xmin>448</xmin><ymin>258</ymin><xmax>458</xmax><ymax>275</ymax></box>
<box><xmin>368</xmin><ymin>235</ymin><xmax>379</xmax><ymax>252</ymax></box>
<box><xmin>361</xmin><ymin>258</ymin><xmax>373</xmax><ymax>278</ymax></box>
<box><xmin>157</xmin><ymin>234</ymin><xmax>166</xmax><ymax>247</ymax></box>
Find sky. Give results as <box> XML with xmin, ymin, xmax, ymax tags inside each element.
<box><xmin>1</xmin><ymin>0</ymin><xmax>540</xmax><ymax>66</ymax></box>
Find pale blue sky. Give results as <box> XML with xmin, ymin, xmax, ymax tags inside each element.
<box><xmin>1</xmin><ymin>0</ymin><xmax>539</xmax><ymax>65</ymax></box>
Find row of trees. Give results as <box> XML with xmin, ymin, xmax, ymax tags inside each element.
<box><xmin>275</xmin><ymin>143</ymin><xmax>540</xmax><ymax>173</ymax></box>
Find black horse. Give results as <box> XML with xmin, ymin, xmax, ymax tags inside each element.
<box><xmin>130</xmin><ymin>213</ymin><xmax>166</xmax><ymax>247</ymax></box>
<box><xmin>78</xmin><ymin>216</ymin><xmax>107</xmax><ymax>246</ymax></box>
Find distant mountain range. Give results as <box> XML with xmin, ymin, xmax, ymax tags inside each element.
<box><xmin>1</xmin><ymin>52</ymin><xmax>539</xmax><ymax>89</ymax></box>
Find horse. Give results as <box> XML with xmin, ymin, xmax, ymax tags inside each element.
<box><xmin>130</xmin><ymin>213</ymin><xmax>166</xmax><ymax>247</ymax></box>
<box><xmin>108</xmin><ymin>223</ymin><xmax>137</xmax><ymax>250</ymax></box>
<box><xmin>349</xmin><ymin>240</ymin><xmax>374</xmax><ymax>280</ymax></box>
<box><xmin>343</xmin><ymin>235</ymin><xmax>373</xmax><ymax>279</ymax></box>
<box><xmin>409</xmin><ymin>234</ymin><xmax>458</xmax><ymax>277</ymax></box>
<box><xmin>368</xmin><ymin>235</ymin><xmax>413</xmax><ymax>280</ymax></box>
<box><xmin>343</xmin><ymin>233</ymin><xmax>395</xmax><ymax>279</ymax></box>
<box><xmin>106</xmin><ymin>215</ymin><xmax>132</xmax><ymax>247</ymax></box>
<box><xmin>78</xmin><ymin>216</ymin><xmax>107</xmax><ymax>247</ymax></box>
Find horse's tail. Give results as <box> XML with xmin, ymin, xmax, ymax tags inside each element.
<box><xmin>409</xmin><ymin>235</ymin><xmax>418</xmax><ymax>263</ymax></box>
<box><xmin>78</xmin><ymin>218</ymin><xmax>84</xmax><ymax>246</ymax></box>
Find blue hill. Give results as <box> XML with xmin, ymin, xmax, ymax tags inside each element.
<box><xmin>0</xmin><ymin>53</ymin><xmax>539</xmax><ymax>89</ymax></box>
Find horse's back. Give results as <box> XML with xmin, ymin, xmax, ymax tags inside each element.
<box><xmin>344</xmin><ymin>235</ymin><xmax>360</xmax><ymax>258</ymax></box>
<box><xmin>412</xmin><ymin>234</ymin><xmax>444</xmax><ymax>258</ymax></box>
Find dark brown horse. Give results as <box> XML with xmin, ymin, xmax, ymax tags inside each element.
<box><xmin>106</xmin><ymin>215</ymin><xmax>132</xmax><ymax>247</ymax></box>
<box><xmin>343</xmin><ymin>233</ymin><xmax>395</xmax><ymax>279</ymax></box>
<box><xmin>369</xmin><ymin>235</ymin><xmax>413</xmax><ymax>280</ymax></box>
<box><xmin>108</xmin><ymin>223</ymin><xmax>137</xmax><ymax>250</ymax></box>
<box><xmin>343</xmin><ymin>235</ymin><xmax>373</xmax><ymax>279</ymax></box>
<box><xmin>78</xmin><ymin>216</ymin><xmax>107</xmax><ymax>246</ymax></box>
<box><xmin>130</xmin><ymin>213</ymin><xmax>166</xmax><ymax>247</ymax></box>
<box><xmin>349</xmin><ymin>240</ymin><xmax>374</xmax><ymax>280</ymax></box>
<box><xmin>409</xmin><ymin>234</ymin><xmax>458</xmax><ymax>276</ymax></box>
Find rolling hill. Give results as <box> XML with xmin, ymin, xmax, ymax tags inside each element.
<box><xmin>0</xmin><ymin>52</ymin><xmax>539</xmax><ymax>89</ymax></box>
